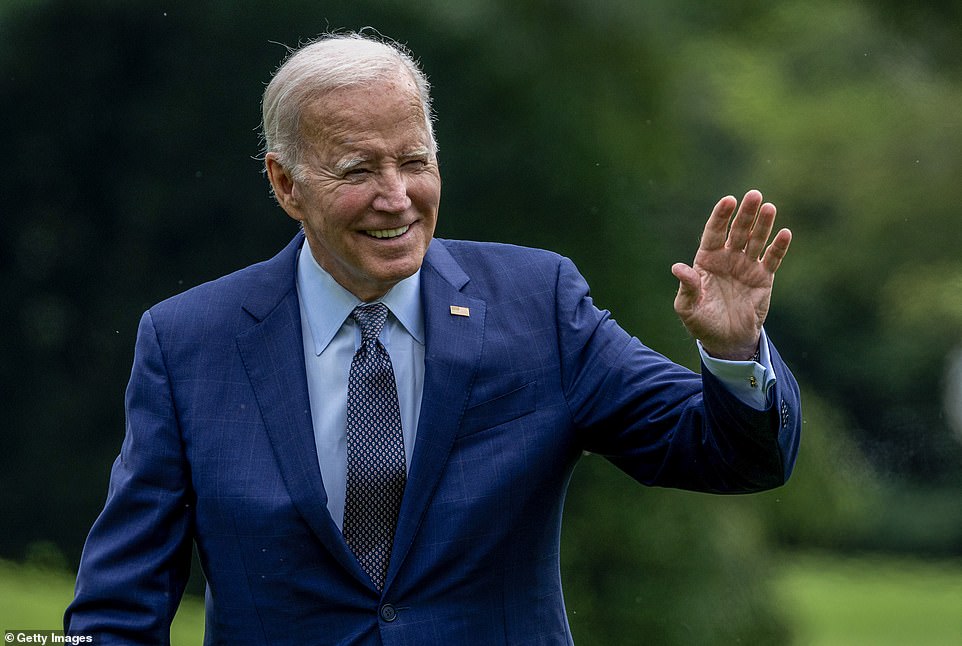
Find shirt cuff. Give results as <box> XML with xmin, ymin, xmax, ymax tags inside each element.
<box><xmin>697</xmin><ymin>329</ymin><xmax>776</xmax><ymax>411</ymax></box>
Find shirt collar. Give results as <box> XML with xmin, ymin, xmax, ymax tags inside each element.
<box><xmin>296</xmin><ymin>241</ymin><xmax>425</xmax><ymax>356</ymax></box>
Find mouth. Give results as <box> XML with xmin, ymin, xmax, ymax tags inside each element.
<box><xmin>364</xmin><ymin>224</ymin><xmax>410</xmax><ymax>239</ymax></box>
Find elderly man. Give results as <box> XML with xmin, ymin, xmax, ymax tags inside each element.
<box><xmin>66</xmin><ymin>33</ymin><xmax>800</xmax><ymax>645</ymax></box>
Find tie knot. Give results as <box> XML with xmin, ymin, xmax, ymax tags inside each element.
<box><xmin>351</xmin><ymin>303</ymin><xmax>389</xmax><ymax>344</ymax></box>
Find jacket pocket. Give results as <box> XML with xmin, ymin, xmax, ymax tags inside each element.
<box><xmin>457</xmin><ymin>381</ymin><xmax>535</xmax><ymax>438</ymax></box>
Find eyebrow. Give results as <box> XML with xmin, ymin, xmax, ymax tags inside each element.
<box><xmin>333</xmin><ymin>157</ymin><xmax>370</xmax><ymax>175</ymax></box>
<box><xmin>399</xmin><ymin>147</ymin><xmax>431</xmax><ymax>160</ymax></box>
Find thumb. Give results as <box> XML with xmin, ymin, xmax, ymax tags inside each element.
<box><xmin>671</xmin><ymin>262</ymin><xmax>701</xmax><ymax>314</ymax></box>
<box><xmin>671</xmin><ymin>262</ymin><xmax>699</xmax><ymax>293</ymax></box>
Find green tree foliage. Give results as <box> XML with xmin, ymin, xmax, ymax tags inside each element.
<box><xmin>2</xmin><ymin>0</ymin><xmax>960</xmax><ymax>643</ymax></box>
<box><xmin>563</xmin><ymin>459</ymin><xmax>792</xmax><ymax>645</ymax></box>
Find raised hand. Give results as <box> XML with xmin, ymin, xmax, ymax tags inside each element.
<box><xmin>671</xmin><ymin>190</ymin><xmax>792</xmax><ymax>360</ymax></box>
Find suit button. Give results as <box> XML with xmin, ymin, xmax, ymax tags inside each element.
<box><xmin>379</xmin><ymin>604</ymin><xmax>397</xmax><ymax>622</ymax></box>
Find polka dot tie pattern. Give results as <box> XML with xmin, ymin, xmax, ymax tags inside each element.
<box><xmin>343</xmin><ymin>303</ymin><xmax>406</xmax><ymax>591</ymax></box>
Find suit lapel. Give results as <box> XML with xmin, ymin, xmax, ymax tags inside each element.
<box><xmin>235</xmin><ymin>233</ymin><xmax>369</xmax><ymax>585</ymax></box>
<box><xmin>386</xmin><ymin>240</ymin><xmax>486</xmax><ymax>589</ymax></box>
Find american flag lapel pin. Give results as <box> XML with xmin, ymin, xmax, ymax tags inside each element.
<box><xmin>449</xmin><ymin>305</ymin><xmax>470</xmax><ymax>317</ymax></box>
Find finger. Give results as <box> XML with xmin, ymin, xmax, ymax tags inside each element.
<box><xmin>744</xmin><ymin>202</ymin><xmax>777</xmax><ymax>260</ymax></box>
<box><xmin>761</xmin><ymin>228</ymin><xmax>792</xmax><ymax>274</ymax></box>
<box><xmin>726</xmin><ymin>189</ymin><xmax>763</xmax><ymax>251</ymax></box>
<box><xmin>699</xmin><ymin>195</ymin><xmax>738</xmax><ymax>251</ymax></box>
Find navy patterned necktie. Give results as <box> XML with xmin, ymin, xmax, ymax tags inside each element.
<box><xmin>343</xmin><ymin>303</ymin><xmax>406</xmax><ymax>590</ymax></box>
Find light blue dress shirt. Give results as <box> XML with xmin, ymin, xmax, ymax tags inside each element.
<box><xmin>294</xmin><ymin>242</ymin><xmax>776</xmax><ymax>529</ymax></box>
<box><xmin>296</xmin><ymin>243</ymin><xmax>424</xmax><ymax>530</ymax></box>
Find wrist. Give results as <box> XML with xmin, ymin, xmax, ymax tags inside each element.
<box><xmin>701</xmin><ymin>340</ymin><xmax>760</xmax><ymax>362</ymax></box>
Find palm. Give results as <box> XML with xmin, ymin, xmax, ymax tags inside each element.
<box><xmin>671</xmin><ymin>190</ymin><xmax>792</xmax><ymax>360</ymax></box>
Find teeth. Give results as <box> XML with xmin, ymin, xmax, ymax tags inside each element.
<box><xmin>366</xmin><ymin>225</ymin><xmax>410</xmax><ymax>239</ymax></box>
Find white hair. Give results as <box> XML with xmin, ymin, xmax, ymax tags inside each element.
<box><xmin>260</xmin><ymin>32</ymin><xmax>436</xmax><ymax>177</ymax></box>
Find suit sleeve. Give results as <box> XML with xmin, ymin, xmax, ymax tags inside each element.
<box><xmin>555</xmin><ymin>256</ymin><xmax>800</xmax><ymax>493</ymax></box>
<box><xmin>65</xmin><ymin>310</ymin><xmax>194</xmax><ymax>644</ymax></box>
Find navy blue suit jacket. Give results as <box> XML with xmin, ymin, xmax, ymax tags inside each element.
<box><xmin>66</xmin><ymin>232</ymin><xmax>800</xmax><ymax>644</ymax></box>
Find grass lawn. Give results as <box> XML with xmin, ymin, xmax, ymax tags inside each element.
<box><xmin>0</xmin><ymin>559</ymin><xmax>205</xmax><ymax>644</ymax></box>
<box><xmin>2</xmin><ymin>553</ymin><xmax>960</xmax><ymax>644</ymax></box>
<box><xmin>775</xmin><ymin>552</ymin><xmax>962</xmax><ymax>646</ymax></box>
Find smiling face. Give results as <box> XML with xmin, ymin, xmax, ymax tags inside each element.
<box><xmin>266</xmin><ymin>70</ymin><xmax>441</xmax><ymax>301</ymax></box>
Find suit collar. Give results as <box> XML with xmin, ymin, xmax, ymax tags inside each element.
<box><xmin>421</xmin><ymin>238</ymin><xmax>470</xmax><ymax>291</ymax></box>
<box><xmin>240</xmin><ymin>230</ymin><xmax>305</xmax><ymax>322</ymax></box>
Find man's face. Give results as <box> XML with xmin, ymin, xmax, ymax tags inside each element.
<box><xmin>273</xmin><ymin>72</ymin><xmax>441</xmax><ymax>301</ymax></box>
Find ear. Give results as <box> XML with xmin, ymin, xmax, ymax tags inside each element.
<box><xmin>265</xmin><ymin>153</ymin><xmax>303</xmax><ymax>221</ymax></box>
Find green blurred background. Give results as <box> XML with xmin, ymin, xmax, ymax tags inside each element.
<box><xmin>1</xmin><ymin>0</ymin><xmax>961</xmax><ymax>644</ymax></box>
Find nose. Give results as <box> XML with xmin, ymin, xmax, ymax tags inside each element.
<box><xmin>372</xmin><ymin>168</ymin><xmax>412</xmax><ymax>213</ymax></box>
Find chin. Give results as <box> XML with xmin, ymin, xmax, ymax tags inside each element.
<box><xmin>376</xmin><ymin>263</ymin><xmax>420</xmax><ymax>286</ymax></box>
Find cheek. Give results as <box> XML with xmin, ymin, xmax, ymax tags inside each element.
<box><xmin>309</xmin><ymin>190</ymin><xmax>371</xmax><ymax>231</ymax></box>
<box><xmin>340</xmin><ymin>184</ymin><xmax>377</xmax><ymax>210</ymax></box>
<box><xmin>410</xmin><ymin>176</ymin><xmax>442</xmax><ymax>212</ymax></box>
